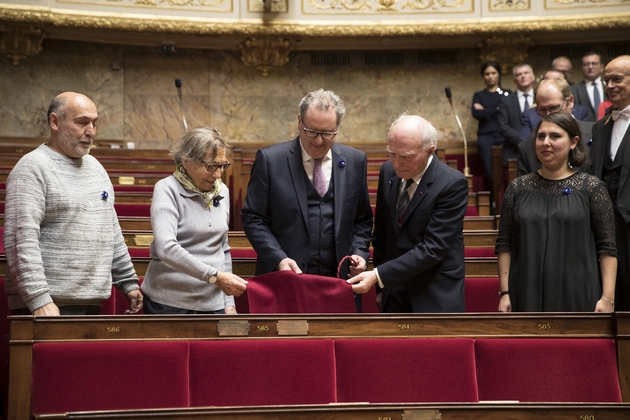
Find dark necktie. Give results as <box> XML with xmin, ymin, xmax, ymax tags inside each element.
<box><xmin>593</xmin><ymin>81</ymin><xmax>601</xmax><ymax>114</ymax></box>
<box><xmin>397</xmin><ymin>179</ymin><xmax>413</xmax><ymax>224</ymax></box>
<box><xmin>313</xmin><ymin>158</ymin><xmax>326</xmax><ymax>197</ymax></box>
<box><xmin>522</xmin><ymin>93</ymin><xmax>529</xmax><ymax>113</ymax></box>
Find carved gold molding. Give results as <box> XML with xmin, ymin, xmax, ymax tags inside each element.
<box><xmin>0</xmin><ymin>24</ymin><xmax>45</xmax><ymax>65</ymax></box>
<box><xmin>478</xmin><ymin>35</ymin><xmax>534</xmax><ymax>74</ymax></box>
<box><xmin>0</xmin><ymin>5</ymin><xmax>629</xmax><ymax>38</ymax></box>
<box><xmin>239</xmin><ymin>37</ymin><xmax>293</xmax><ymax>76</ymax></box>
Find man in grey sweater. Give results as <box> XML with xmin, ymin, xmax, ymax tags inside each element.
<box><xmin>4</xmin><ymin>92</ymin><xmax>143</xmax><ymax>315</ymax></box>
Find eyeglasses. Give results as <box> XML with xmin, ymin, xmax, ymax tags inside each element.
<box><xmin>200</xmin><ymin>160</ymin><xmax>231</xmax><ymax>172</ymax></box>
<box><xmin>303</xmin><ymin>126</ymin><xmax>338</xmax><ymax>141</ymax></box>
<box><xmin>604</xmin><ymin>75</ymin><xmax>628</xmax><ymax>86</ymax></box>
<box><xmin>536</xmin><ymin>100</ymin><xmax>567</xmax><ymax>117</ymax></box>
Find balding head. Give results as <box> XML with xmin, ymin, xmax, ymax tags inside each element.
<box><xmin>535</xmin><ymin>78</ymin><xmax>574</xmax><ymax>116</ymax></box>
<box><xmin>48</xmin><ymin>92</ymin><xmax>98</xmax><ymax>158</ymax></box>
<box><xmin>604</xmin><ymin>55</ymin><xmax>630</xmax><ymax>110</ymax></box>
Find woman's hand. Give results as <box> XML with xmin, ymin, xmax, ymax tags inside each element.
<box><xmin>499</xmin><ymin>294</ymin><xmax>512</xmax><ymax>312</ymax></box>
<box><xmin>473</xmin><ymin>103</ymin><xmax>484</xmax><ymax>110</ymax></box>
<box><xmin>216</xmin><ymin>272</ymin><xmax>248</xmax><ymax>297</ymax></box>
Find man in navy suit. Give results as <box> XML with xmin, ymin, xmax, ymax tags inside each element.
<box><xmin>517</xmin><ymin>78</ymin><xmax>594</xmax><ymax>176</ymax></box>
<box><xmin>497</xmin><ymin>64</ymin><xmax>536</xmax><ymax>163</ymax></box>
<box><xmin>241</xmin><ymin>89</ymin><xmax>373</xmax><ymax>284</ymax></box>
<box><xmin>589</xmin><ymin>55</ymin><xmax>630</xmax><ymax>310</ymax></box>
<box><xmin>571</xmin><ymin>52</ymin><xmax>606</xmax><ymax>122</ymax></box>
<box><xmin>347</xmin><ymin>114</ymin><xmax>468</xmax><ymax>313</ymax></box>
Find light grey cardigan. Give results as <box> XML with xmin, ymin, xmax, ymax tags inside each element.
<box><xmin>141</xmin><ymin>175</ymin><xmax>234</xmax><ymax>311</ymax></box>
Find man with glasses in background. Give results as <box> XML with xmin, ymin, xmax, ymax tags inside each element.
<box><xmin>590</xmin><ymin>55</ymin><xmax>630</xmax><ymax>311</ymax></box>
<box><xmin>241</xmin><ymin>89</ymin><xmax>373</xmax><ymax>307</ymax></box>
<box><xmin>572</xmin><ymin>52</ymin><xmax>606</xmax><ymax>122</ymax></box>
<box><xmin>517</xmin><ymin>78</ymin><xmax>594</xmax><ymax>176</ymax></box>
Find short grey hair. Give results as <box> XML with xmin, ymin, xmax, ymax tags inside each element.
<box><xmin>299</xmin><ymin>89</ymin><xmax>345</xmax><ymax>126</ymax></box>
<box><xmin>47</xmin><ymin>95</ymin><xmax>68</xmax><ymax>125</ymax></box>
<box><xmin>170</xmin><ymin>126</ymin><xmax>229</xmax><ymax>166</ymax></box>
<box><xmin>512</xmin><ymin>63</ymin><xmax>533</xmax><ymax>77</ymax></box>
<box><xmin>387</xmin><ymin>112</ymin><xmax>438</xmax><ymax>152</ymax></box>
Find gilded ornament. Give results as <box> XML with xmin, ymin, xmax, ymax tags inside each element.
<box><xmin>478</xmin><ymin>35</ymin><xmax>534</xmax><ymax>74</ymax></box>
<box><xmin>307</xmin><ymin>0</ymin><xmax>372</xmax><ymax>10</ymax></box>
<box><xmin>0</xmin><ymin>24</ymin><xmax>45</xmax><ymax>65</ymax></box>
<box><xmin>377</xmin><ymin>0</ymin><xmax>398</xmax><ymax>11</ymax></box>
<box><xmin>490</xmin><ymin>0</ymin><xmax>530</xmax><ymax>10</ymax></box>
<box><xmin>239</xmin><ymin>37</ymin><xmax>293</xmax><ymax>76</ymax></box>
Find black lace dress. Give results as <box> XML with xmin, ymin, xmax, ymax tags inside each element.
<box><xmin>495</xmin><ymin>171</ymin><xmax>617</xmax><ymax>312</ymax></box>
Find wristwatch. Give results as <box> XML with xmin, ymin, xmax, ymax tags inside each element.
<box><xmin>208</xmin><ymin>269</ymin><xmax>218</xmax><ymax>284</ymax></box>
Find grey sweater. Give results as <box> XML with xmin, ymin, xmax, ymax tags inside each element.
<box><xmin>140</xmin><ymin>175</ymin><xmax>234</xmax><ymax>311</ymax></box>
<box><xmin>4</xmin><ymin>144</ymin><xmax>139</xmax><ymax>312</ymax></box>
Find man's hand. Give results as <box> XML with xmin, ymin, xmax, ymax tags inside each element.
<box><xmin>216</xmin><ymin>272</ymin><xmax>248</xmax><ymax>297</ymax></box>
<box><xmin>225</xmin><ymin>305</ymin><xmax>238</xmax><ymax>315</ymax></box>
<box><xmin>347</xmin><ymin>255</ymin><xmax>367</xmax><ymax>278</ymax></box>
<box><xmin>277</xmin><ymin>258</ymin><xmax>303</xmax><ymax>274</ymax></box>
<box><xmin>347</xmin><ymin>270</ymin><xmax>378</xmax><ymax>294</ymax></box>
<box><xmin>126</xmin><ymin>290</ymin><xmax>144</xmax><ymax>314</ymax></box>
<box><xmin>32</xmin><ymin>302</ymin><xmax>61</xmax><ymax>316</ymax></box>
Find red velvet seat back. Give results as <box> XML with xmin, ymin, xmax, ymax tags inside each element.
<box><xmin>31</xmin><ymin>341</ymin><xmax>190</xmax><ymax>413</ymax></box>
<box><xmin>335</xmin><ymin>338</ymin><xmax>479</xmax><ymax>403</ymax></box>
<box><xmin>246</xmin><ymin>271</ymin><xmax>357</xmax><ymax>313</ymax></box>
<box><xmin>475</xmin><ymin>338</ymin><xmax>622</xmax><ymax>402</ymax></box>
<box><xmin>189</xmin><ymin>339</ymin><xmax>336</xmax><ymax>406</ymax></box>
<box><xmin>464</xmin><ymin>277</ymin><xmax>499</xmax><ymax>312</ymax></box>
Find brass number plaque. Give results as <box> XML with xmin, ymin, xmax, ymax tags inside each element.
<box><xmin>217</xmin><ymin>320</ymin><xmax>250</xmax><ymax>336</ymax></box>
<box><xmin>403</xmin><ymin>409</ymin><xmax>441</xmax><ymax>420</ymax></box>
<box><xmin>107</xmin><ymin>327</ymin><xmax>120</xmax><ymax>333</ymax></box>
<box><xmin>277</xmin><ymin>320</ymin><xmax>308</xmax><ymax>336</ymax></box>
<box><xmin>537</xmin><ymin>323</ymin><xmax>551</xmax><ymax>330</ymax></box>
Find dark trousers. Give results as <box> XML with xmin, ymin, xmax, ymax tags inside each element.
<box><xmin>382</xmin><ymin>282</ymin><xmax>413</xmax><ymax>313</ymax></box>
<box><xmin>143</xmin><ymin>294</ymin><xmax>226</xmax><ymax>315</ymax></box>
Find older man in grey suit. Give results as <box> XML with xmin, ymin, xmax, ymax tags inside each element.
<box><xmin>241</xmin><ymin>89</ymin><xmax>373</xmax><ymax>289</ymax></box>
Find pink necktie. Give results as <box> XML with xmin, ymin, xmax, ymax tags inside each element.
<box><xmin>612</xmin><ymin>108</ymin><xmax>630</xmax><ymax>122</ymax></box>
<box><xmin>313</xmin><ymin>158</ymin><xmax>326</xmax><ymax>197</ymax></box>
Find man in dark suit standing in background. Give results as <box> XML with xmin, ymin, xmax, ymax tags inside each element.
<box><xmin>241</xmin><ymin>89</ymin><xmax>373</xmax><ymax>285</ymax></box>
<box><xmin>517</xmin><ymin>78</ymin><xmax>594</xmax><ymax>176</ymax></box>
<box><xmin>590</xmin><ymin>55</ymin><xmax>630</xmax><ymax>310</ymax></box>
<box><xmin>347</xmin><ymin>114</ymin><xmax>469</xmax><ymax>313</ymax></box>
<box><xmin>571</xmin><ymin>52</ymin><xmax>606</xmax><ymax>122</ymax></box>
<box><xmin>497</xmin><ymin>63</ymin><xmax>536</xmax><ymax>163</ymax></box>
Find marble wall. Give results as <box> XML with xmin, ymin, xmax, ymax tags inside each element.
<box><xmin>0</xmin><ymin>38</ymin><xmax>613</xmax><ymax>149</ymax></box>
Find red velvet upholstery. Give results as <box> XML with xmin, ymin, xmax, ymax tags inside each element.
<box><xmin>0</xmin><ymin>277</ymin><xmax>10</xmax><ymax>416</ymax></box>
<box><xmin>128</xmin><ymin>248</ymin><xmax>150</xmax><ymax>258</ymax></box>
<box><xmin>246</xmin><ymin>271</ymin><xmax>357</xmax><ymax>313</ymax></box>
<box><xmin>464</xmin><ymin>247</ymin><xmax>496</xmax><ymax>258</ymax></box>
<box><xmin>230</xmin><ymin>249</ymin><xmax>257</xmax><ymax>258</ymax></box>
<box><xmin>475</xmin><ymin>338</ymin><xmax>622</xmax><ymax>402</ymax></box>
<box><xmin>0</xmin><ymin>226</ymin><xmax>4</xmax><ymax>255</ymax></box>
<box><xmin>464</xmin><ymin>277</ymin><xmax>499</xmax><ymax>312</ymax></box>
<box><xmin>113</xmin><ymin>203</ymin><xmax>151</xmax><ymax>217</ymax></box>
<box><xmin>189</xmin><ymin>339</ymin><xmax>336</xmax><ymax>406</ymax></box>
<box><xmin>99</xmin><ymin>286</ymin><xmax>117</xmax><ymax>315</ymax></box>
<box><xmin>31</xmin><ymin>341</ymin><xmax>190</xmax><ymax>413</ymax></box>
<box><xmin>335</xmin><ymin>338</ymin><xmax>479</xmax><ymax>403</ymax></box>
<box><xmin>465</xmin><ymin>206</ymin><xmax>479</xmax><ymax>217</ymax></box>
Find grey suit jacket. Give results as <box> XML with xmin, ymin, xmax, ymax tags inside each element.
<box><xmin>241</xmin><ymin>137</ymin><xmax>373</xmax><ymax>275</ymax></box>
<box><xmin>571</xmin><ymin>80</ymin><xmax>606</xmax><ymax>122</ymax></box>
<box><xmin>517</xmin><ymin>119</ymin><xmax>594</xmax><ymax>176</ymax></box>
<box><xmin>590</xmin><ymin>115</ymin><xmax>630</xmax><ymax>224</ymax></box>
<box><xmin>372</xmin><ymin>157</ymin><xmax>469</xmax><ymax>312</ymax></box>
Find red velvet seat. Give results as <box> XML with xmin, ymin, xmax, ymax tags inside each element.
<box><xmin>475</xmin><ymin>338</ymin><xmax>622</xmax><ymax>402</ymax></box>
<box><xmin>31</xmin><ymin>341</ymin><xmax>190</xmax><ymax>413</ymax></box>
<box><xmin>189</xmin><ymin>339</ymin><xmax>336</xmax><ymax>406</ymax></box>
<box><xmin>464</xmin><ymin>277</ymin><xmax>499</xmax><ymax>312</ymax></box>
<box><xmin>464</xmin><ymin>247</ymin><xmax>496</xmax><ymax>258</ymax></box>
<box><xmin>99</xmin><ymin>286</ymin><xmax>117</xmax><ymax>315</ymax></box>
<box><xmin>113</xmin><ymin>203</ymin><xmax>151</xmax><ymax>217</ymax></box>
<box><xmin>335</xmin><ymin>338</ymin><xmax>479</xmax><ymax>403</ymax></box>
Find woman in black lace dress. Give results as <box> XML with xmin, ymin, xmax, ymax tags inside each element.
<box><xmin>495</xmin><ymin>112</ymin><xmax>617</xmax><ymax>312</ymax></box>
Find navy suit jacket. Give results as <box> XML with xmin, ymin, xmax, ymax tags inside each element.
<box><xmin>571</xmin><ymin>80</ymin><xmax>606</xmax><ymax>122</ymax></box>
<box><xmin>241</xmin><ymin>137</ymin><xmax>373</xmax><ymax>275</ymax></box>
<box><xmin>372</xmin><ymin>157</ymin><xmax>468</xmax><ymax>312</ymax></box>
<box><xmin>518</xmin><ymin>105</ymin><xmax>589</xmax><ymax>143</ymax></box>
<box><xmin>589</xmin><ymin>115</ymin><xmax>630</xmax><ymax>224</ymax></box>
<box><xmin>516</xmin><ymin>119</ymin><xmax>594</xmax><ymax>176</ymax></box>
<box><xmin>497</xmin><ymin>93</ymin><xmax>525</xmax><ymax>162</ymax></box>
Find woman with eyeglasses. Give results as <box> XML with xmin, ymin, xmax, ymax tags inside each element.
<box><xmin>141</xmin><ymin>126</ymin><xmax>248</xmax><ymax>314</ymax></box>
<box><xmin>496</xmin><ymin>111</ymin><xmax>616</xmax><ymax>312</ymax></box>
